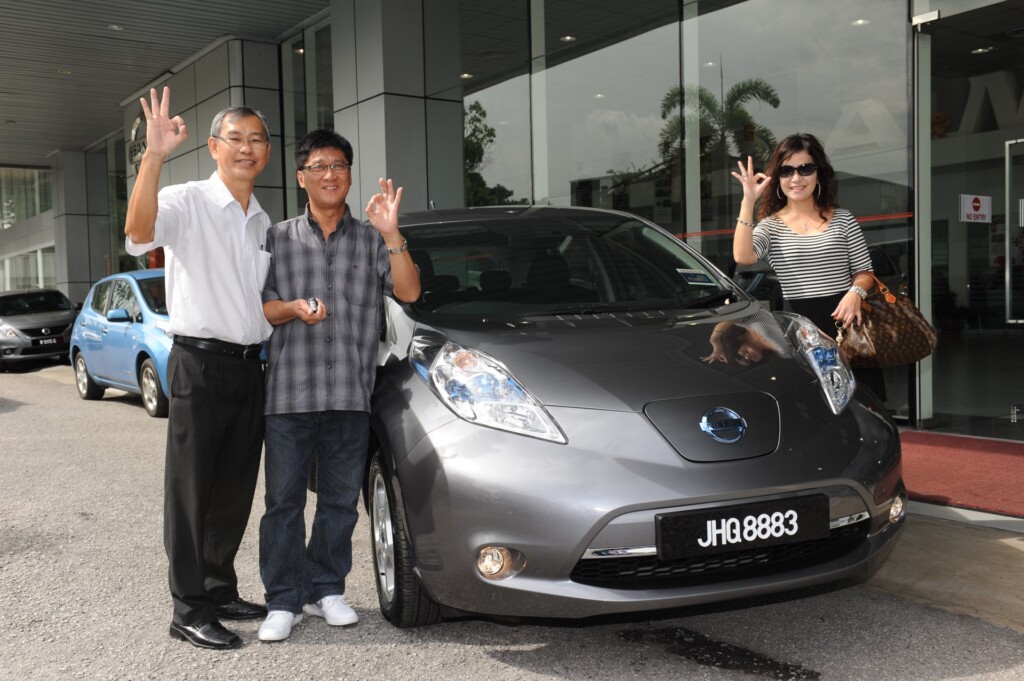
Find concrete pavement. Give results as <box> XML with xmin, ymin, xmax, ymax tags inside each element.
<box><xmin>7</xmin><ymin>361</ymin><xmax>1024</xmax><ymax>639</ymax></box>
<box><xmin>868</xmin><ymin>504</ymin><xmax>1024</xmax><ymax>633</ymax></box>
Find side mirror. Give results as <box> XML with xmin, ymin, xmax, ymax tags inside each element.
<box><xmin>106</xmin><ymin>308</ymin><xmax>131</xmax><ymax>323</ymax></box>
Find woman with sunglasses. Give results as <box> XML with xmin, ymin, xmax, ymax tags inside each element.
<box><xmin>730</xmin><ymin>132</ymin><xmax>885</xmax><ymax>401</ymax></box>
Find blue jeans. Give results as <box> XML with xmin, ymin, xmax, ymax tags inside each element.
<box><xmin>259</xmin><ymin>411</ymin><xmax>368</xmax><ymax>614</ymax></box>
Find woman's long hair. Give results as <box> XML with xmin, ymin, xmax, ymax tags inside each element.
<box><xmin>757</xmin><ymin>132</ymin><xmax>838</xmax><ymax>221</ymax></box>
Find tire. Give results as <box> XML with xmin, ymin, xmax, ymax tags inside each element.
<box><xmin>368</xmin><ymin>450</ymin><xmax>442</xmax><ymax>627</ymax></box>
<box><xmin>140</xmin><ymin>358</ymin><xmax>168</xmax><ymax>418</ymax></box>
<box><xmin>74</xmin><ymin>353</ymin><xmax>105</xmax><ymax>400</ymax></box>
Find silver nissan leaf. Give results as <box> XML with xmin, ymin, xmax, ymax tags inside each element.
<box><xmin>364</xmin><ymin>206</ymin><xmax>904</xmax><ymax>626</ymax></box>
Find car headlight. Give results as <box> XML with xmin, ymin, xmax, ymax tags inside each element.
<box><xmin>411</xmin><ymin>339</ymin><xmax>567</xmax><ymax>443</ymax></box>
<box><xmin>0</xmin><ymin>322</ymin><xmax>21</xmax><ymax>338</ymax></box>
<box><xmin>782</xmin><ymin>314</ymin><xmax>856</xmax><ymax>415</ymax></box>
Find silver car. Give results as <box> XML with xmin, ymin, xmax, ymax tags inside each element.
<box><xmin>0</xmin><ymin>288</ymin><xmax>77</xmax><ymax>370</ymax></box>
<box><xmin>363</xmin><ymin>206</ymin><xmax>905</xmax><ymax>626</ymax></box>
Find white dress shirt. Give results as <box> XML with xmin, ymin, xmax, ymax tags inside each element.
<box><xmin>126</xmin><ymin>172</ymin><xmax>273</xmax><ymax>345</ymax></box>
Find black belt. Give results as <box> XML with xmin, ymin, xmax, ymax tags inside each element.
<box><xmin>174</xmin><ymin>335</ymin><xmax>263</xmax><ymax>361</ymax></box>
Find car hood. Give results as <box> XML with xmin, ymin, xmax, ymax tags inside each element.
<box><xmin>1</xmin><ymin>311</ymin><xmax>77</xmax><ymax>329</ymax></box>
<box><xmin>417</xmin><ymin>303</ymin><xmax>814</xmax><ymax>413</ymax></box>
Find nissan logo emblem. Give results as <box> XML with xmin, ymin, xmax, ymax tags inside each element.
<box><xmin>41</xmin><ymin>328</ymin><xmax>50</xmax><ymax>335</ymax></box>
<box><xmin>699</xmin><ymin>407</ymin><xmax>747</xmax><ymax>444</ymax></box>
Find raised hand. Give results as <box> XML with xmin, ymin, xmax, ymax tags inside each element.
<box><xmin>139</xmin><ymin>86</ymin><xmax>188</xmax><ymax>159</ymax></box>
<box><xmin>730</xmin><ymin>156</ymin><xmax>770</xmax><ymax>202</ymax></box>
<box><xmin>365</xmin><ymin>177</ymin><xmax>403</xmax><ymax>237</ymax></box>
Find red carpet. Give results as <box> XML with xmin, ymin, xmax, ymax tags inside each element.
<box><xmin>900</xmin><ymin>431</ymin><xmax>1024</xmax><ymax>518</ymax></box>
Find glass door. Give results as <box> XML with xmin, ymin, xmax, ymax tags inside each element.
<box><xmin>917</xmin><ymin>1</ymin><xmax>1024</xmax><ymax>439</ymax></box>
<box><xmin>1006</xmin><ymin>139</ymin><xmax>1024</xmax><ymax>324</ymax></box>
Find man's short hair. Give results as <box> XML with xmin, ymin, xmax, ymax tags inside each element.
<box><xmin>210</xmin><ymin>107</ymin><xmax>271</xmax><ymax>140</ymax></box>
<box><xmin>294</xmin><ymin>129</ymin><xmax>353</xmax><ymax>170</ymax></box>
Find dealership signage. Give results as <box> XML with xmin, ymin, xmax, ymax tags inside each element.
<box><xmin>959</xmin><ymin>194</ymin><xmax>992</xmax><ymax>223</ymax></box>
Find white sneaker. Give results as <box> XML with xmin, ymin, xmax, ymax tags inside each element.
<box><xmin>258</xmin><ymin>611</ymin><xmax>302</xmax><ymax>641</ymax></box>
<box><xmin>305</xmin><ymin>595</ymin><xmax>358</xmax><ymax>626</ymax></box>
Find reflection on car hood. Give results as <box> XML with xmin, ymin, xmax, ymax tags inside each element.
<box><xmin>421</xmin><ymin>304</ymin><xmax>814</xmax><ymax>412</ymax></box>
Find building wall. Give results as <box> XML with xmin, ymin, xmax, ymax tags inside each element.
<box><xmin>123</xmin><ymin>38</ymin><xmax>286</xmax><ymax>224</ymax></box>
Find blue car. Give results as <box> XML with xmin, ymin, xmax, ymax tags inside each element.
<box><xmin>70</xmin><ymin>269</ymin><xmax>171</xmax><ymax>417</ymax></box>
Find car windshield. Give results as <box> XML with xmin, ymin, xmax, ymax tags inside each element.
<box><xmin>139</xmin><ymin>277</ymin><xmax>168</xmax><ymax>315</ymax></box>
<box><xmin>405</xmin><ymin>213</ymin><xmax>738</xmax><ymax>318</ymax></box>
<box><xmin>0</xmin><ymin>290</ymin><xmax>73</xmax><ymax>316</ymax></box>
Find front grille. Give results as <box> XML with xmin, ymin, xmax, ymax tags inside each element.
<box><xmin>570</xmin><ymin>521</ymin><xmax>868</xmax><ymax>588</ymax></box>
<box><xmin>22</xmin><ymin>323</ymin><xmax>71</xmax><ymax>338</ymax></box>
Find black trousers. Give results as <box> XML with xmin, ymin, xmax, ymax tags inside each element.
<box><xmin>164</xmin><ymin>343</ymin><xmax>265</xmax><ymax>626</ymax></box>
<box><xmin>784</xmin><ymin>293</ymin><xmax>887</xmax><ymax>403</ymax></box>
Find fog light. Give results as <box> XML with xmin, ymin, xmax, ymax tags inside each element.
<box><xmin>889</xmin><ymin>494</ymin><xmax>907</xmax><ymax>524</ymax></box>
<box><xmin>477</xmin><ymin>546</ymin><xmax>516</xmax><ymax>580</ymax></box>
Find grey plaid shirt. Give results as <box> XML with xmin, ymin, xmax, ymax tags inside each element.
<box><xmin>262</xmin><ymin>205</ymin><xmax>394</xmax><ymax>415</ymax></box>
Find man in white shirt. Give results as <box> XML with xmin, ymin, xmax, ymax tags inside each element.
<box><xmin>125</xmin><ymin>86</ymin><xmax>272</xmax><ymax>650</ymax></box>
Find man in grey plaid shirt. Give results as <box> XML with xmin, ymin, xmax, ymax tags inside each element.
<box><xmin>256</xmin><ymin>129</ymin><xmax>420</xmax><ymax>642</ymax></box>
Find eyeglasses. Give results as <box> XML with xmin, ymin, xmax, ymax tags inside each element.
<box><xmin>778</xmin><ymin>163</ymin><xmax>817</xmax><ymax>178</ymax></box>
<box><xmin>212</xmin><ymin>135</ymin><xmax>269</xmax><ymax>149</ymax></box>
<box><xmin>300</xmin><ymin>163</ymin><xmax>351</xmax><ymax>175</ymax></box>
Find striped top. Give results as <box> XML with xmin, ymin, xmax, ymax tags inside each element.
<box><xmin>751</xmin><ymin>208</ymin><xmax>873</xmax><ymax>300</ymax></box>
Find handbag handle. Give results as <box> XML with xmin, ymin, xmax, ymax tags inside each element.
<box><xmin>857</xmin><ymin>271</ymin><xmax>897</xmax><ymax>305</ymax></box>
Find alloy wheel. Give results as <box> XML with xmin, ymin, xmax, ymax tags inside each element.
<box><xmin>371</xmin><ymin>471</ymin><xmax>396</xmax><ymax>604</ymax></box>
<box><xmin>141</xmin><ymin>363</ymin><xmax>159</xmax><ymax>413</ymax></box>
<box><xmin>75</xmin><ymin>356</ymin><xmax>89</xmax><ymax>396</ymax></box>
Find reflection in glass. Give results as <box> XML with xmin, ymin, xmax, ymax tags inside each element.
<box><xmin>281</xmin><ymin>20</ymin><xmax>334</xmax><ymax>218</ymax></box>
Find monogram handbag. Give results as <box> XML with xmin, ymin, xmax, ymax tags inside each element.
<box><xmin>835</xmin><ymin>272</ymin><xmax>938</xmax><ymax>369</ymax></box>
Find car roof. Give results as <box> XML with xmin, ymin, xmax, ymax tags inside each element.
<box><xmin>397</xmin><ymin>205</ymin><xmax>645</xmax><ymax>228</ymax></box>
<box><xmin>96</xmin><ymin>268</ymin><xmax>165</xmax><ymax>284</ymax></box>
<box><xmin>0</xmin><ymin>288</ymin><xmax>70</xmax><ymax>297</ymax></box>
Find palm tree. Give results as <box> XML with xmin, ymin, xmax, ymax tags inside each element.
<box><xmin>658</xmin><ymin>78</ymin><xmax>780</xmax><ymax>171</ymax></box>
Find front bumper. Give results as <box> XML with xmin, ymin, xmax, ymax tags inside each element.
<box><xmin>0</xmin><ymin>336</ymin><xmax>70</xmax><ymax>362</ymax></box>
<box><xmin>384</xmin><ymin>393</ymin><xmax>904</xmax><ymax>619</ymax></box>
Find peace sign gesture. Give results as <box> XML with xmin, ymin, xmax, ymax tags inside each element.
<box><xmin>139</xmin><ymin>86</ymin><xmax>188</xmax><ymax>159</ymax></box>
<box><xmin>730</xmin><ymin>156</ymin><xmax>770</xmax><ymax>203</ymax></box>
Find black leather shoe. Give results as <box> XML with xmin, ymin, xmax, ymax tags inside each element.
<box><xmin>169</xmin><ymin>621</ymin><xmax>242</xmax><ymax>650</ymax></box>
<box><xmin>215</xmin><ymin>597</ymin><xmax>268</xmax><ymax>621</ymax></box>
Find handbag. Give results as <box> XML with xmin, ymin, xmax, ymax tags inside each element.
<box><xmin>835</xmin><ymin>272</ymin><xmax>938</xmax><ymax>369</ymax></box>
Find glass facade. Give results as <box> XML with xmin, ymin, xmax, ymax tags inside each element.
<box><xmin>0</xmin><ymin>166</ymin><xmax>54</xmax><ymax>290</ymax></box>
<box><xmin>452</xmin><ymin>0</ymin><xmax>914</xmax><ymax>416</ymax></box>
<box><xmin>1</xmin><ymin>248</ymin><xmax>55</xmax><ymax>290</ymax></box>
<box><xmin>0</xmin><ymin>166</ymin><xmax>52</xmax><ymax>230</ymax></box>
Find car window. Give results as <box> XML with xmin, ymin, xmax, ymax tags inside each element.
<box><xmin>406</xmin><ymin>214</ymin><xmax>735</xmax><ymax>318</ymax></box>
<box><xmin>109</xmin><ymin>280</ymin><xmax>141</xmax><ymax>321</ymax></box>
<box><xmin>90</xmin><ymin>281</ymin><xmax>112</xmax><ymax>314</ymax></box>
<box><xmin>0</xmin><ymin>290</ymin><xmax>73</xmax><ymax>316</ymax></box>
<box><xmin>139</xmin><ymin>277</ymin><xmax>168</xmax><ymax>315</ymax></box>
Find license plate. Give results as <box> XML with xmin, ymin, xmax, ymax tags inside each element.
<box><xmin>656</xmin><ymin>495</ymin><xmax>830</xmax><ymax>560</ymax></box>
<box><xmin>36</xmin><ymin>337</ymin><xmax>62</xmax><ymax>346</ymax></box>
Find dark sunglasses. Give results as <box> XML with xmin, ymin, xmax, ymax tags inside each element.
<box><xmin>778</xmin><ymin>163</ymin><xmax>817</xmax><ymax>178</ymax></box>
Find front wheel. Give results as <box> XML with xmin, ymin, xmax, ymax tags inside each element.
<box><xmin>367</xmin><ymin>450</ymin><xmax>442</xmax><ymax>627</ymax></box>
<box><xmin>140</xmin><ymin>358</ymin><xmax>168</xmax><ymax>417</ymax></box>
<box><xmin>74</xmin><ymin>353</ymin><xmax>104</xmax><ymax>400</ymax></box>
